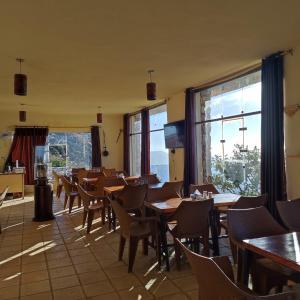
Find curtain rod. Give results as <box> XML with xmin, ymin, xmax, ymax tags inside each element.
<box><xmin>192</xmin><ymin>62</ymin><xmax>262</xmax><ymax>92</ymax></box>
<box><xmin>127</xmin><ymin>99</ymin><xmax>167</xmax><ymax>117</ymax></box>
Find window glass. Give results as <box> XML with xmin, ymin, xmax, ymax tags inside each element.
<box><xmin>149</xmin><ymin>104</ymin><xmax>169</xmax><ymax>181</ymax></box>
<box><xmin>196</xmin><ymin>70</ymin><xmax>261</xmax><ymax>195</ymax></box>
<box><xmin>47</xmin><ymin>132</ymin><xmax>92</xmax><ymax>172</ymax></box>
<box><xmin>129</xmin><ymin>113</ymin><xmax>142</xmax><ymax>176</ymax></box>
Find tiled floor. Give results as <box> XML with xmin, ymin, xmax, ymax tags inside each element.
<box><xmin>0</xmin><ymin>194</ymin><xmax>232</xmax><ymax>299</ymax></box>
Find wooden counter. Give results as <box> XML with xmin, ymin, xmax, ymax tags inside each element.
<box><xmin>0</xmin><ymin>173</ymin><xmax>25</xmax><ymax>199</ymax></box>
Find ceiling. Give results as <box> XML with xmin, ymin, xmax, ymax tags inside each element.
<box><xmin>0</xmin><ymin>0</ymin><xmax>300</xmax><ymax>115</ymax></box>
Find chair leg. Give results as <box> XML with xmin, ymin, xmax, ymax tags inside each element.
<box><xmin>57</xmin><ymin>185</ymin><xmax>62</xmax><ymax>199</ymax></box>
<box><xmin>128</xmin><ymin>237</ymin><xmax>139</xmax><ymax>273</ymax></box>
<box><xmin>174</xmin><ymin>238</ymin><xmax>182</xmax><ymax>270</ymax></box>
<box><xmin>87</xmin><ymin>210</ymin><xmax>95</xmax><ymax>234</ymax></box>
<box><xmin>142</xmin><ymin>237</ymin><xmax>148</xmax><ymax>255</ymax></box>
<box><xmin>119</xmin><ymin>235</ymin><xmax>126</xmax><ymax>261</ymax></box>
<box><xmin>101</xmin><ymin>207</ymin><xmax>105</xmax><ymax>225</ymax></box>
<box><xmin>69</xmin><ymin>195</ymin><xmax>75</xmax><ymax>213</ymax></box>
<box><xmin>202</xmin><ymin>232</ymin><xmax>210</xmax><ymax>257</ymax></box>
<box><xmin>64</xmin><ymin>194</ymin><xmax>68</xmax><ymax>209</ymax></box>
<box><xmin>82</xmin><ymin>210</ymin><xmax>88</xmax><ymax>227</ymax></box>
<box><xmin>78</xmin><ymin>196</ymin><xmax>81</xmax><ymax>208</ymax></box>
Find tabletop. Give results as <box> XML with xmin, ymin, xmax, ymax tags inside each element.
<box><xmin>145</xmin><ymin>193</ymin><xmax>240</xmax><ymax>214</ymax></box>
<box><xmin>242</xmin><ymin>232</ymin><xmax>300</xmax><ymax>273</ymax></box>
<box><xmin>103</xmin><ymin>182</ymin><xmax>165</xmax><ymax>194</ymax></box>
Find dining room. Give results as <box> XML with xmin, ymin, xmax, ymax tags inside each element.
<box><xmin>1</xmin><ymin>1</ymin><xmax>300</xmax><ymax>300</ymax></box>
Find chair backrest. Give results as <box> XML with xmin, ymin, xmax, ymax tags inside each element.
<box><xmin>178</xmin><ymin>240</ymin><xmax>293</xmax><ymax>300</ymax></box>
<box><xmin>77</xmin><ymin>169</ymin><xmax>88</xmax><ymax>185</ymax></box>
<box><xmin>110</xmin><ymin>199</ymin><xmax>133</xmax><ymax>236</ymax></box>
<box><xmin>52</xmin><ymin>171</ymin><xmax>61</xmax><ymax>183</ymax></box>
<box><xmin>277</xmin><ymin>199</ymin><xmax>300</xmax><ymax>231</ymax></box>
<box><xmin>87</xmin><ymin>171</ymin><xmax>104</xmax><ymax>178</ymax></box>
<box><xmin>61</xmin><ymin>176</ymin><xmax>73</xmax><ymax>196</ymax></box>
<box><xmin>76</xmin><ymin>184</ymin><xmax>92</xmax><ymax>209</ymax></box>
<box><xmin>172</xmin><ymin>199</ymin><xmax>213</xmax><ymax>237</ymax></box>
<box><xmin>103</xmin><ymin>168</ymin><xmax>117</xmax><ymax>177</ymax></box>
<box><xmin>117</xmin><ymin>184</ymin><xmax>147</xmax><ymax>210</ymax></box>
<box><xmin>94</xmin><ymin>176</ymin><xmax>127</xmax><ymax>196</ymax></box>
<box><xmin>162</xmin><ymin>181</ymin><xmax>183</xmax><ymax>197</ymax></box>
<box><xmin>234</xmin><ymin>194</ymin><xmax>267</xmax><ymax>209</ymax></box>
<box><xmin>72</xmin><ymin>168</ymin><xmax>86</xmax><ymax>174</ymax></box>
<box><xmin>189</xmin><ymin>184</ymin><xmax>219</xmax><ymax>195</ymax></box>
<box><xmin>0</xmin><ymin>186</ymin><xmax>9</xmax><ymax>207</ymax></box>
<box><xmin>146</xmin><ymin>186</ymin><xmax>181</xmax><ymax>203</ymax></box>
<box><xmin>227</xmin><ymin>206</ymin><xmax>287</xmax><ymax>244</ymax></box>
<box><xmin>141</xmin><ymin>174</ymin><xmax>160</xmax><ymax>185</ymax></box>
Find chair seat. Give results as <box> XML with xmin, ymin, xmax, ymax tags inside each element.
<box><xmin>89</xmin><ymin>203</ymin><xmax>103</xmax><ymax>210</ymax></box>
<box><xmin>69</xmin><ymin>192</ymin><xmax>79</xmax><ymax>197</ymax></box>
<box><xmin>129</xmin><ymin>222</ymin><xmax>152</xmax><ymax>237</ymax></box>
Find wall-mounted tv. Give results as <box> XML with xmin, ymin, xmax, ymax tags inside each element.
<box><xmin>164</xmin><ymin>120</ymin><xmax>185</xmax><ymax>149</ymax></box>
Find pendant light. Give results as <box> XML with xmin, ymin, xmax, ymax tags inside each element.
<box><xmin>146</xmin><ymin>70</ymin><xmax>156</xmax><ymax>101</ymax></box>
<box><xmin>97</xmin><ymin>106</ymin><xmax>102</xmax><ymax>124</ymax></box>
<box><xmin>14</xmin><ymin>58</ymin><xmax>27</xmax><ymax>96</ymax></box>
<box><xmin>19</xmin><ymin>104</ymin><xmax>26</xmax><ymax>122</ymax></box>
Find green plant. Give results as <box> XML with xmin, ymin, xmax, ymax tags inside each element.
<box><xmin>211</xmin><ymin>144</ymin><xmax>260</xmax><ymax>196</ymax></box>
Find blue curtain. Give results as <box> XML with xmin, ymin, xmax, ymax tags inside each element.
<box><xmin>261</xmin><ymin>52</ymin><xmax>286</xmax><ymax>218</ymax></box>
<box><xmin>141</xmin><ymin>108</ymin><xmax>150</xmax><ymax>175</ymax></box>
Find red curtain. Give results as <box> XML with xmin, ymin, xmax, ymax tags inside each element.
<box><xmin>141</xmin><ymin>108</ymin><xmax>150</xmax><ymax>175</ymax></box>
<box><xmin>183</xmin><ymin>88</ymin><xmax>196</xmax><ymax>196</ymax></box>
<box><xmin>91</xmin><ymin>126</ymin><xmax>102</xmax><ymax>168</ymax></box>
<box><xmin>6</xmin><ymin>127</ymin><xmax>48</xmax><ymax>184</ymax></box>
<box><xmin>123</xmin><ymin>114</ymin><xmax>130</xmax><ymax>175</ymax></box>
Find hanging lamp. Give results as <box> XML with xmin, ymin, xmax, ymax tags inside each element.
<box><xmin>146</xmin><ymin>70</ymin><xmax>156</xmax><ymax>100</ymax></box>
<box><xmin>19</xmin><ymin>104</ymin><xmax>26</xmax><ymax>122</ymax></box>
<box><xmin>97</xmin><ymin>106</ymin><xmax>102</xmax><ymax>124</ymax></box>
<box><xmin>14</xmin><ymin>58</ymin><xmax>27</xmax><ymax>96</ymax></box>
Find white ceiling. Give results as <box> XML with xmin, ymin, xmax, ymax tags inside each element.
<box><xmin>0</xmin><ymin>0</ymin><xmax>300</xmax><ymax>115</ymax></box>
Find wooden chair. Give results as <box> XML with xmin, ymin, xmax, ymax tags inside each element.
<box><xmin>77</xmin><ymin>169</ymin><xmax>88</xmax><ymax>186</ymax></box>
<box><xmin>146</xmin><ymin>186</ymin><xmax>181</xmax><ymax>203</ymax></box>
<box><xmin>276</xmin><ymin>199</ymin><xmax>300</xmax><ymax>231</ymax></box>
<box><xmin>189</xmin><ymin>183</ymin><xmax>219</xmax><ymax>195</ymax></box>
<box><xmin>168</xmin><ymin>199</ymin><xmax>213</xmax><ymax>269</ymax></box>
<box><xmin>116</xmin><ymin>184</ymin><xmax>147</xmax><ymax>216</ymax></box>
<box><xmin>53</xmin><ymin>171</ymin><xmax>63</xmax><ymax>199</ymax></box>
<box><xmin>177</xmin><ymin>239</ymin><xmax>295</xmax><ymax>299</ymax></box>
<box><xmin>77</xmin><ymin>184</ymin><xmax>105</xmax><ymax>233</ymax></box>
<box><xmin>110</xmin><ymin>199</ymin><xmax>159</xmax><ymax>272</ymax></box>
<box><xmin>61</xmin><ymin>176</ymin><xmax>81</xmax><ymax>213</ymax></box>
<box><xmin>228</xmin><ymin>207</ymin><xmax>300</xmax><ymax>295</ymax></box>
<box><xmin>141</xmin><ymin>174</ymin><xmax>160</xmax><ymax>184</ymax></box>
<box><xmin>0</xmin><ymin>186</ymin><xmax>9</xmax><ymax>234</ymax></box>
<box><xmin>162</xmin><ymin>181</ymin><xmax>183</xmax><ymax>197</ymax></box>
<box><xmin>103</xmin><ymin>168</ymin><xmax>117</xmax><ymax>177</ymax></box>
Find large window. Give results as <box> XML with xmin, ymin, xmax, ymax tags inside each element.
<box><xmin>195</xmin><ymin>70</ymin><xmax>261</xmax><ymax>195</ymax></box>
<box><xmin>149</xmin><ymin>104</ymin><xmax>169</xmax><ymax>182</ymax></box>
<box><xmin>129</xmin><ymin>113</ymin><xmax>142</xmax><ymax>176</ymax></box>
<box><xmin>47</xmin><ymin>132</ymin><xmax>92</xmax><ymax>172</ymax></box>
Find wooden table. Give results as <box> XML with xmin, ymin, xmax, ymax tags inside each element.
<box><xmin>104</xmin><ymin>182</ymin><xmax>165</xmax><ymax>195</ymax></box>
<box><xmin>241</xmin><ymin>232</ymin><xmax>300</xmax><ymax>284</ymax></box>
<box><xmin>145</xmin><ymin>193</ymin><xmax>240</xmax><ymax>270</ymax></box>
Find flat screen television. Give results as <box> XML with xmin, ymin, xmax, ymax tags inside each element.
<box><xmin>164</xmin><ymin>120</ymin><xmax>185</xmax><ymax>149</ymax></box>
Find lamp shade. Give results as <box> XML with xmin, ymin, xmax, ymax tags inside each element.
<box><xmin>147</xmin><ymin>82</ymin><xmax>156</xmax><ymax>100</ymax></box>
<box><xmin>14</xmin><ymin>73</ymin><xmax>27</xmax><ymax>96</ymax></box>
<box><xmin>97</xmin><ymin>113</ymin><xmax>102</xmax><ymax>124</ymax></box>
<box><xmin>19</xmin><ymin>111</ymin><xmax>26</xmax><ymax>122</ymax></box>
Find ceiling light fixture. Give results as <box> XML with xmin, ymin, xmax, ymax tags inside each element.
<box><xmin>97</xmin><ymin>106</ymin><xmax>102</xmax><ymax>124</ymax></box>
<box><xmin>146</xmin><ymin>70</ymin><xmax>156</xmax><ymax>101</ymax></box>
<box><xmin>19</xmin><ymin>104</ymin><xmax>26</xmax><ymax>122</ymax></box>
<box><xmin>14</xmin><ymin>58</ymin><xmax>27</xmax><ymax>96</ymax></box>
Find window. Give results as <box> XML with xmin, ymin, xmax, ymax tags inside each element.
<box><xmin>149</xmin><ymin>104</ymin><xmax>169</xmax><ymax>182</ymax></box>
<box><xmin>46</xmin><ymin>132</ymin><xmax>92</xmax><ymax>172</ymax></box>
<box><xmin>195</xmin><ymin>70</ymin><xmax>261</xmax><ymax>195</ymax></box>
<box><xmin>129</xmin><ymin>113</ymin><xmax>142</xmax><ymax>176</ymax></box>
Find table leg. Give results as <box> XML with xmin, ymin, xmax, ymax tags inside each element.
<box><xmin>240</xmin><ymin>249</ymin><xmax>251</xmax><ymax>286</ymax></box>
<box><xmin>210</xmin><ymin>210</ymin><xmax>220</xmax><ymax>256</ymax></box>
<box><xmin>159</xmin><ymin>214</ymin><xmax>170</xmax><ymax>271</ymax></box>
